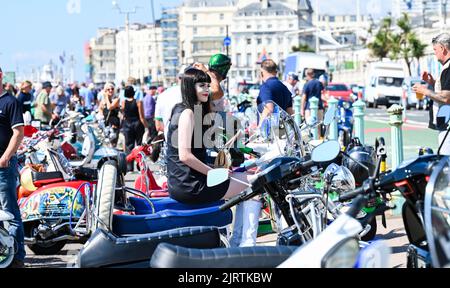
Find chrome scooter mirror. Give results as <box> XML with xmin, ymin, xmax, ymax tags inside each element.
<box><xmin>311</xmin><ymin>141</ymin><xmax>341</xmax><ymax>163</ymax></box>
<box><xmin>323</xmin><ymin>106</ymin><xmax>337</xmax><ymax>126</ymax></box>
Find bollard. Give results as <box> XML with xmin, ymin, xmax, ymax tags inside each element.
<box><xmin>327</xmin><ymin>97</ymin><xmax>338</xmax><ymax>140</ymax></box>
<box><xmin>294</xmin><ymin>96</ymin><xmax>302</xmax><ymax>126</ymax></box>
<box><xmin>387</xmin><ymin>104</ymin><xmax>405</xmax><ymax>216</ymax></box>
<box><xmin>352</xmin><ymin>100</ymin><xmax>366</xmax><ymax>145</ymax></box>
<box><xmin>309</xmin><ymin>97</ymin><xmax>319</xmax><ymax>140</ymax></box>
<box><xmin>387</xmin><ymin>104</ymin><xmax>404</xmax><ymax>170</ymax></box>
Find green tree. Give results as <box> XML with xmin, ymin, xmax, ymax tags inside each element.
<box><xmin>368</xmin><ymin>14</ymin><xmax>427</xmax><ymax>76</ymax></box>
<box><xmin>367</xmin><ymin>17</ymin><xmax>394</xmax><ymax>60</ymax></box>
<box><xmin>291</xmin><ymin>43</ymin><xmax>315</xmax><ymax>53</ymax></box>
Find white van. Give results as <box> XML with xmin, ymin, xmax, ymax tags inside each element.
<box><xmin>283</xmin><ymin>52</ymin><xmax>329</xmax><ymax>88</ymax></box>
<box><xmin>365</xmin><ymin>61</ymin><xmax>406</xmax><ymax>108</ymax></box>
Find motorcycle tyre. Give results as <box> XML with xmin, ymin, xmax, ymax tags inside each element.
<box><xmin>0</xmin><ymin>228</ymin><xmax>14</xmax><ymax>268</ymax></box>
<box><xmin>27</xmin><ymin>241</ymin><xmax>67</xmax><ymax>256</ymax></box>
<box><xmin>360</xmin><ymin>217</ymin><xmax>377</xmax><ymax>242</ymax></box>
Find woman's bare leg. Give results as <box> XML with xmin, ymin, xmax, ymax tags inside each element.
<box><xmin>222</xmin><ymin>172</ymin><xmax>256</xmax><ymax>200</ymax></box>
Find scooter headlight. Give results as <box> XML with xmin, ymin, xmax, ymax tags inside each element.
<box><xmin>321</xmin><ymin>238</ymin><xmax>360</xmax><ymax>268</ymax></box>
<box><xmin>325</xmin><ymin>164</ymin><xmax>356</xmax><ymax>194</ymax></box>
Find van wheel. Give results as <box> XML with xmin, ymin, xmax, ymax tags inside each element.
<box><xmin>367</xmin><ymin>101</ymin><xmax>374</xmax><ymax>108</ymax></box>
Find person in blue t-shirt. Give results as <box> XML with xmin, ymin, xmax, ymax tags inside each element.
<box><xmin>301</xmin><ymin>68</ymin><xmax>328</xmax><ymax>124</ymax></box>
<box><xmin>257</xmin><ymin>59</ymin><xmax>294</xmax><ymax>120</ymax></box>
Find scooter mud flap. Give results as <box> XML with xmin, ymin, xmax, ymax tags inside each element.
<box><xmin>77</xmin><ymin>226</ymin><xmax>221</xmax><ymax>268</ymax></box>
<box><xmin>150</xmin><ymin>243</ymin><xmax>298</xmax><ymax>268</ymax></box>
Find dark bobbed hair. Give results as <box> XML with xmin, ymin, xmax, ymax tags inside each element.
<box><xmin>124</xmin><ymin>85</ymin><xmax>135</xmax><ymax>98</ymax></box>
<box><xmin>180</xmin><ymin>68</ymin><xmax>211</xmax><ymax>116</ymax></box>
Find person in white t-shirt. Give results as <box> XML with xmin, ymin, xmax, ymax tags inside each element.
<box><xmin>154</xmin><ymin>68</ymin><xmax>185</xmax><ymax>140</ymax></box>
<box><xmin>283</xmin><ymin>72</ymin><xmax>301</xmax><ymax>98</ymax></box>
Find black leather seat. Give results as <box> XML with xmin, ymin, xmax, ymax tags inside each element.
<box><xmin>31</xmin><ymin>171</ymin><xmax>64</xmax><ymax>184</ymax></box>
<box><xmin>73</xmin><ymin>167</ymin><xmax>98</xmax><ymax>181</ymax></box>
<box><xmin>77</xmin><ymin>226</ymin><xmax>222</xmax><ymax>268</ymax></box>
<box><xmin>150</xmin><ymin>243</ymin><xmax>298</xmax><ymax>268</ymax></box>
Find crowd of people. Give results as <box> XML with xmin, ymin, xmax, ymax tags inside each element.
<box><xmin>1</xmin><ymin>51</ymin><xmax>344</xmax><ymax>268</ymax></box>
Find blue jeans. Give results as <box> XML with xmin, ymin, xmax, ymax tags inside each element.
<box><xmin>0</xmin><ymin>156</ymin><xmax>26</xmax><ymax>261</ymax></box>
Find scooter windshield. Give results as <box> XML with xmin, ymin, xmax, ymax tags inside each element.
<box><xmin>255</xmin><ymin>100</ymin><xmax>303</xmax><ymax>158</ymax></box>
<box><xmin>425</xmin><ymin>157</ymin><xmax>450</xmax><ymax>268</ymax></box>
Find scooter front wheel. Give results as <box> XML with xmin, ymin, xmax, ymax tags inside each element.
<box><xmin>360</xmin><ymin>217</ymin><xmax>377</xmax><ymax>241</ymax></box>
<box><xmin>28</xmin><ymin>241</ymin><xmax>67</xmax><ymax>256</ymax></box>
<box><xmin>0</xmin><ymin>228</ymin><xmax>14</xmax><ymax>268</ymax></box>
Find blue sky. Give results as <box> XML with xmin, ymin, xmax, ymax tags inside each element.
<box><xmin>1</xmin><ymin>0</ymin><xmax>391</xmax><ymax>82</ymax></box>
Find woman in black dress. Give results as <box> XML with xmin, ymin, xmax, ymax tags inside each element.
<box><xmin>166</xmin><ymin>68</ymin><xmax>253</xmax><ymax>205</ymax></box>
<box><xmin>121</xmin><ymin>85</ymin><xmax>149</xmax><ymax>171</ymax></box>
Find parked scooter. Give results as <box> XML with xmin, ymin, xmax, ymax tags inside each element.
<box><xmin>337</xmin><ymin>99</ymin><xmax>354</xmax><ymax>149</ymax></box>
<box><xmin>424</xmin><ymin>156</ymin><xmax>450</xmax><ymax>268</ymax></box>
<box><xmin>336</xmin><ymin>104</ymin><xmax>450</xmax><ymax>267</ymax></box>
<box><xmin>149</xmin><ymin>141</ymin><xmax>391</xmax><ymax>268</ymax></box>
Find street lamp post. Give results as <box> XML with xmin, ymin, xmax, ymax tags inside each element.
<box><xmin>112</xmin><ymin>1</ymin><xmax>140</xmax><ymax>80</ymax></box>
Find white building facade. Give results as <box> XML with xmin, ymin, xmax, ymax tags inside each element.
<box><xmin>230</xmin><ymin>0</ymin><xmax>302</xmax><ymax>82</ymax></box>
<box><xmin>89</xmin><ymin>28</ymin><xmax>117</xmax><ymax>84</ymax></box>
<box><xmin>115</xmin><ymin>23</ymin><xmax>164</xmax><ymax>85</ymax></box>
<box><xmin>178</xmin><ymin>0</ymin><xmax>238</xmax><ymax>65</ymax></box>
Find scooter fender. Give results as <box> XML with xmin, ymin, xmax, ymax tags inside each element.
<box><xmin>19</xmin><ymin>181</ymin><xmax>89</xmax><ymax>222</ymax></box>
<box><xmin>278</xmin><ymin>214</ymin><xmax>363</xmax><ymax>268</ymax></box>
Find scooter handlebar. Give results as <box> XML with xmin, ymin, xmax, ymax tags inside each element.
<box><xmin>338</xmin><ymin>186</ymin><xmax>366</xmax><ymax>202</ymax></box>
<box><xmin>220</xmin><ymin>188</ymin><xmax>256</xmax><ymax>211</ymax></box>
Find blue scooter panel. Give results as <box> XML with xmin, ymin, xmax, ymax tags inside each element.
<box><xmin>112</xmin><ymin>197</ymin><xmax>232</xmax><ymax>235</ymax></box>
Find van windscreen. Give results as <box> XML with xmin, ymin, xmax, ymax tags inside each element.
<box><xmin>378</xmin><ymin>77</ymin><xmax>403</xmax><ymax>87</ymax></box>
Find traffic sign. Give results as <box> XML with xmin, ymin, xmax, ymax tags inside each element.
<box><xmin>224</xmin><ymin>36</ymin><xmax>231</xmax><ymax>47</ymax></box>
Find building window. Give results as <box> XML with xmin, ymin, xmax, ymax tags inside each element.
<box><xmin>247</xmin><ymin>24</ymin><xmax>252</xmax><ymax>29</ymax></box>
<box><xmin>247</xmin><ymin>38</ymin><xmax>251</xmax><ymax>45</ymax></box>
<box><xmin>236</xmin><ymin>53</ymin><xmax>241</xmax><ymax>67</ymax></box>
<box><xmin>267</xmin><ymin>38</ymin><xmax>272</xmax><ymax>45</ymax></box>
<box><xmin>257</xmin><ymin>38</ymin><xmax>262</xmax><ymax>45</ymax></box>
<box><xmin>351</xmin><ymin>15</ymin><xmax>357</xmax><ymax>22</ymax></box>
<box><xmin>220</xmin><ymin>13</ymin><xmax>224</xmax><ymax>20</ymax></box>
<box><xmin>193</xmin><ymin>14</ymin><xmax>197</xmax><ymax>21</ymax></box>
<box><xmin>220</xmin><ymin>27</ymin><xmax>225</xmax><ymax>34</ymax></box>
<box><xmin>289</xmin><ymin>23</ymin><xmax>294</xmax><ymax>28</ymax></box>
<box><xmin>268</xmin><ymin>24</ymin><xmax>272</xmax><ymax>29</ymax></box>
<box><xmin>329</xmin><ymin>16</ymin><xmax>335</xmax><ymax>22</ymax></box>
<box><xmin>194</xmin><ymin>27</ymin><xmax>198</xmax><ymax>35</ymax></box>
<box><xmin>257</xmin><ymin>24</ymin><xmax>262</xmax><ymax>29</ymax></box>
<box><xmin>246</xmin><ymin>53</ymin><xmax>251</xmax><ymax>66</ymax></box>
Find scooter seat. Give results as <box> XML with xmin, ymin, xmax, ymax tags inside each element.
<box><xmin>78</xmin><ymin>226</ymin><xmax>222</xmax><ymax>268</ymax></box>
<box><xmin>150</xmin><ymin>243</ymin><xmax>298</xmax><ymax>268</ymax></box>
<box><xmin>31</xmin><ymin>171</ymin><xmax>65</xmax><ymax>186</ymax></box>
<box><xmin>129</xmin><ymin>197</ymin><xmax>226</xmax><ymax>214</ymax></box>
<box><xmin>112</xmin><ymin>198</ymin><xmax>232</xmax><ymax>235</ymax></box>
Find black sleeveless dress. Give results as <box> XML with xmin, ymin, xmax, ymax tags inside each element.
<box><xmin>166</xmin><ymin>104</ymin><xmax>230</xmax><ymax>204</ymax></box>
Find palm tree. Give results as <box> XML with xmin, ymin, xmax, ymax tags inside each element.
<box><xmin>367</xmin><ymin>17</ymin><xmax>394</xmax><ymax>60</ymax></box>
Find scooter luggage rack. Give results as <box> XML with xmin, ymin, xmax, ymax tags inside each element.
<box><xmin>68</xmin><ymin>182</ymin><xmax>93</xmax><ymax>236</ymax></box>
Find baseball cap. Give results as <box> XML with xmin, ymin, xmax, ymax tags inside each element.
<box><xmin>288</xmin><ymin>72</ymin><xmax>299</xmax><ymax>81</ymax></box>
<box><xmin>42</xmin><ymin>81</ymin><xmax>53</xmax><ymax>89</ymax></box>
